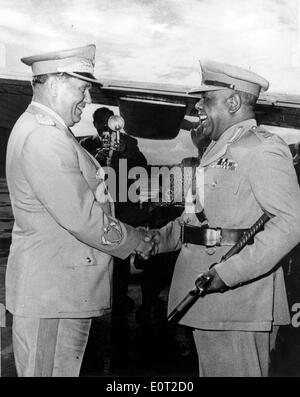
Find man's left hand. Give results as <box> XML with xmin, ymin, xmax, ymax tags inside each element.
<box><xmin>202</xmin><ymin>267</ymin><xmax>228</xmax><ymax>293</ymax></box>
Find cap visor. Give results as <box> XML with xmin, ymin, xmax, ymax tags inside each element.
<box><xmin>67</xmin><ymin>72</ymin><xmax>103</xmax><ymax>86</ymax></box>
<box><xmin>188</xmin><ymin>85</ymin><xmax>226</xmax><ymax>96</ymax></box>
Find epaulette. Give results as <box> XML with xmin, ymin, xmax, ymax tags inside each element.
<box><xmin>228</xmin><ymin>125</ymin><xmax>282</xmax><ymax>161</ymax></box>
<box><xmin>35</xmin><ymin>113</ymin><xmax>56</xmax><ymax>126</ymax></box>
<box><xmin>250</xmin><ymin>125</ymin><xmax>281</xmax><ymax>143</ymax></box>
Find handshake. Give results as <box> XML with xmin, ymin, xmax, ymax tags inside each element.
<box><xmin>134</xmin><ymin>227</ymin><xmax>161</xmax><ymax>260</ymax></box>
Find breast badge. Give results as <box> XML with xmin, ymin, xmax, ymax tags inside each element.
<box><xmin>211</xmin><ymin>158</ymin><xmax>237</xmax><ymax>171</ymax></box>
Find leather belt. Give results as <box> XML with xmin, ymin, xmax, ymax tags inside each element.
<box><xmin>181</xmin><ymin>224</ymin><xmax>249</xmax><ymax>247</ymax></box>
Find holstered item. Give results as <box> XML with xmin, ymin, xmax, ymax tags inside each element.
<box><xmin>181</xmin><ymin>224</ymin><xmax>249</xmax><ymax>247</ymax></box>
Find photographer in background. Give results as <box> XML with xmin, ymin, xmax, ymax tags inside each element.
<box><xmin>80</xmin><ymin>107</ymin><xmax>114</xmax><ymax>165</ymax></box>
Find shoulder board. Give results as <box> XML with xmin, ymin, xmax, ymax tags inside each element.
<box><xmin>229</xmin><ymin>126</ymin><xmax>261</xmax><ymax>150</ymax></box>
<box><xmin>251</xmin><ymin>125</ymin><xmax>284</xmax><ymax>144</ymax></box>
<box><xmin>35</xmin><ymin>113</ymin><xmax>56</xmax><ymax>126</ymax></box>
<box><xmin>228</xmin><ymin>125</ymin><xmax>285</xmax><ymax>161</ymax></box>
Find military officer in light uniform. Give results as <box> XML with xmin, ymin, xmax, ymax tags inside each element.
<box><xmin>152</xmin><ymin>60</ymin><xmax>300</xmax><ymax>376</ymax></box>
<box><xmin>5</xmin><ymin>44</ymin><xmax>153</xmax><ymax>377</ymax></box>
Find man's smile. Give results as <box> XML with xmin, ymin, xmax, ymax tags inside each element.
<box><xmin>198</xmin><ymin>113</ymin><xmax>208</xmax><ymax>127</ymax></box>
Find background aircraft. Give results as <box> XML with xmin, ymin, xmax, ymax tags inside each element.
<box><xmin>1</xmin><ymin>74</ymin><xmax>300</xmax><ymax>377</ymax></box>
<box><xmin>1</xmin><ymin>75</ymin><xmax>300</xmax><ymax>136</ymax></box>
<box><xmin>0</xmin><ymin>74</ymin><xmax>300</xmax><ymax>173</ymax></box>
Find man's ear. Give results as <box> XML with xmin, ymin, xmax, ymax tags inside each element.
<box><xmin>227</xmin><ymin>93</ymin><xmax>242</xmax><ymax>113</ymax></box>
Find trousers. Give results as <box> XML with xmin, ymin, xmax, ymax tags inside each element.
<box><xmin>12</xmin><ymin>315</ymin><xmax>91</xmax><ymax>377</ymax></box>
<box><xmin>193</xmin><ymin>329</ymin><xmax>270</xmax><ymax>377</ymax></box>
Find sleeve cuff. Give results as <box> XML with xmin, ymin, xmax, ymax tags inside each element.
<box><xmin>214</xmin><ymin>257</ymin><xmax>244</xmax><ymax>288</ymax></box>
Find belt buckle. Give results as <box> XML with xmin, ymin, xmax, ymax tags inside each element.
<box><xmin>205</xmin><ymin>228</ymin><xmax>221</xmax><ymax>256</ymax></box>
<box><xmin>205</xmin><ymin>228</ymin><xmax>221</xmax><ymax>247</ymax></box>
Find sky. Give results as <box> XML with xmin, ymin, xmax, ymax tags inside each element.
<box><xmin>0</xmin><ymin>0</ymin><xmax>299</xmax><ymax>163</ymax></box>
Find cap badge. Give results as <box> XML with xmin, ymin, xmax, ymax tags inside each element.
<box><xmin>57</xmin><ymin>59</ymin><xmax>94</xmax><ymax>74</ymax></box>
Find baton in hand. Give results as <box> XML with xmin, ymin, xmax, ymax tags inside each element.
<box><xmin>167</xmin><ymin>213</ymin><xmax>270</xmax><ymax>324</ymax></box>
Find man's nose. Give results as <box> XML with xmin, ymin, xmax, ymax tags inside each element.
<box><xmin>84</xmin><ymin>89</ymin><xmax>92</xmax><ymax>104</ymax></box>
<box><xmin>195</xmin><ymin>99</ymin><xmax>204</xmax><ymax>111</ymax></box>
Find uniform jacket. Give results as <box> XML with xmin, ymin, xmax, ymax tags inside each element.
<box><xmin>159</xmin><ymin>119</ymin><xmax>300</xmax><ymax>331</ymax></box>
<box><xmin>80</xmin><ymin>132</ymin><xmax>149</xmax><ymax>226</ymax></box>
<box><xmin>5</xmin><ymin>103</ymin><xmax>141</xmax><ymax>318</ymax></box>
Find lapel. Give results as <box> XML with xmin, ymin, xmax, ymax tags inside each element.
<box><xmin>200</xmin><ymin>119</ymin><xmax>257</xmax><ymax>167</ymax></box>
<box><xmin>27</xmin><ymin>103</ymin><xmax>115</xmax><ymax>213</ymax></box>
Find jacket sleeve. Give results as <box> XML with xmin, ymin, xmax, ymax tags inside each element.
<box><xmin>22</xmin><ymin>126</ymin><xmax>141</xmax><ymax>259</ymax></box>
<box><xmin>215</xmin><ymin>139</ymin><xmax>300</xmax><ymax>287</ymax></box>
<box><xmin>157</xmin><ymin>216</ymin><xmax>183</xmax><ymax>253</ymax></box>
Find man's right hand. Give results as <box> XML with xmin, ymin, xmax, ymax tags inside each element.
<box><xmin>135</xmin><ymin>228</ymin><xmax>161</xmax><ymax>259</ymax></box>
<box><xmin>135</xmin><ymin>229</ymin><xmax>154</xmax><ymax>260</ymax></box>
<box><xmin>146</xmin><ymin>230</ymin><xmax>161</xmax><ymax>256</ymax></box>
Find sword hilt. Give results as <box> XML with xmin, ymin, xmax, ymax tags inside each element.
<box><xmin>167</xmin><ymin>274</ymin><xmax>213</xmax><ymax>324</ymax></box>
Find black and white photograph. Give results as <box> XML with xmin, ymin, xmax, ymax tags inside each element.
<box><xmin>0</xmin><ymin>0</ymin><xmax>300</xmax><ymax>380</ymax></box>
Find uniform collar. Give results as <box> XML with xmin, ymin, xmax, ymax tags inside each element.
<box><xmin>200</xmin><ymin>118</ymin><xmax>257</xmax><ymax>167</ymax></box>
<box><xmin>29</xmin><ymin>101</ymin><xmax>76</xmax><ymax>138</ymax></box>
<box><xmin>31</xmin><ymin>101</ymin><xmax>69</xmax><ymax>129</ymax></box>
